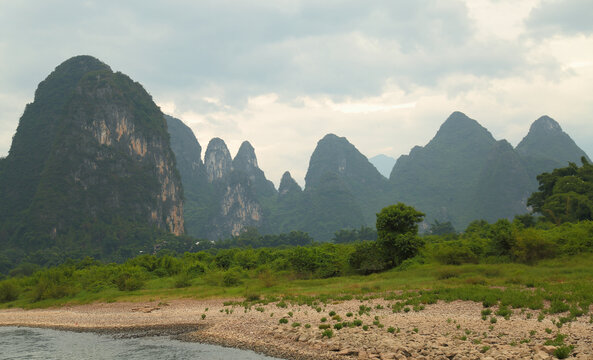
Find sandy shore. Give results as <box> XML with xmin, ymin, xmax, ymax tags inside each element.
<box><xmin>1</xmin><ymin>298</ymin><xmax>592</xmax><ymax>360</ymax></box>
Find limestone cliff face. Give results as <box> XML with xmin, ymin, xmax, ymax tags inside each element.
<box><xmin>205</xmin><ymin>138</ymin><xmax>232</xmax><ymax>183</ymax></box>
<box><xmin>1</xmin><ymin>55</ymin><xmax>184</xmax><ymax>241</ymax></box>
<box><xmin>175</xmin><ymin>136</ymin><xmax>275</xmax><ymax>238</ymax></box>
<box><xmin>278</xmin><ymin>171</ymin><xmax>302</xmax><ymax>196</ymax></box>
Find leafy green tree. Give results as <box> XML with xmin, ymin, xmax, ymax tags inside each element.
<box><xmin>528</xmin><ymin>157</ymin><xmax>593</xmax><ymax>224</ymax></box>
<box><xmin>376</xmin><ymin>203</ymin><xmax>425</xmax><ymax>267</ymax></box>
<box><xmin>428</xmin><ymin>220</ymin><xmax>456</xmax><ymax>236</ymax></box>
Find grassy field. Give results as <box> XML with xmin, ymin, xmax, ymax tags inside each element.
<box><xmin>3</xmin><ymin>253</ymin><xmax>593</xmax><ymax>330</ymax></box>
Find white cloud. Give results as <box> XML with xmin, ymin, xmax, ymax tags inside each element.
<box><xmin>0</xmin><ymin>0</ymin><xmax>592</xmax><ymax>186</ymax></box>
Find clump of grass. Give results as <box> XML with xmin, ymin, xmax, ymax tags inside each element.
<box><xmin>387</xmin><ymin>326</ymin><xmax>395</xmax><ymax>333</ymax></box>
<box><xmin>279</xmin><ymin>318</ymin><xmax>288</xmax><ymax>324</ymax></box>
<box><xmin>321</xmin><ymin>329</ymin><xmax>333</xmax><ymax>338</ymax></box>
<box><xmin>362</xmin><ymin>325</ymin><xmax>369</xmax><ymax>331</ymax></box>
<box><xmin>333</xmin><ymin>323</ymin><xmax>343</xmax><ymax>330</ymax></box>
<box><xmin>480</xmin><ymin>345</ymin><xmax>491</xmax><ymax>353</ymax></box>
<box><xmin>201</xmin><ymin>314</ymin><xmax>206</xmax><ymax>320</ymax></box>
<box><xmin>554</xmin><ymin>345</ymin><xmax>574</xmax><ymax>359</ymax></box>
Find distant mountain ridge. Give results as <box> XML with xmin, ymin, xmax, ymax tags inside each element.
<box><xmin>2</xmin><ymin>56</ymin><xmax>589</xmax><ymax>255</ymax></box>
<box><xmin>170</xmin><ymin>111</ymin><xmax>589</xmax><ymax>240</ymax></box>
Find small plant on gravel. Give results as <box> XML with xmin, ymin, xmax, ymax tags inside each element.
<box><xmin>387</xmin><ymin>326</ymin><xmax>395</xmax><ymax>333</ymax></box>
<box><xmin>544</xmin><ymin>333</ymin><xmax>567</xmax><ymax>346</ymax></box>
<box><xmin>279</xmin><ymin>318</ymin><xmax>288</xmax><ymax>324</ymax></box>
<box><xmin>488</xmin><ymin>325</ymin><xmax>494</xmax><ymax>331</ymax></box>
<box><xmin>320</xmin><ymin>317</ymin><xmax>327</xmax><ymax>322</ymax></box>
<box><xmin>464</xmin><ymin>329</ymin><xmax>471</xmax><ymax>335</ymax></box>
<box><xmin>472</xmin><ymin>339</ymin><xmax>481</xmax><ymax>344</ymax></box>
<box><xmin>554</xmin><ymin>345</ymin><xmax>574</xmax><ymax>359</ymax></box>
<box><xmin>549</xmin><ymin>300</ymin><xmax>570</xmax><ymax>314</ymax></box>
<box><xmin>316</xmin><ymin>307</ymin><xmax>322</xmax><ymax>312</ymax></box>
<box><xmin>481</xmin><ymin>315</ymin><xmax>487</xmax><ymax>321</ymax></box>
<box><xmin>291</xmin><ymin>322</ymin><xmax>301</xmax><ymax>327</ymax></box>
<box><xmin>277</xmin><ymin>301</ymin><xmax>287</xmax><ymax>308</ymax></box>
<box><xmin>328</xmin><ymin>310</ymin><xmax>336</xmax><ymax>316</ymax></box>
<box><xmin>305</xmin><ymin>324</ymin><xmax>311</xmax><ymax>328</ymax></box>
<box><xmin>346</xmin><ymin>312</ymin><xmax>353</xmax><ymax>317</ymax></box>
<box><xmin>510</xmin><ymin>341</ymin><xmax>517</xmax><ymax>347</ymax></box>
<box><xmin>545</xmin><ymin>328</ymin><xmax>552</xmax><ymax>334</ymax></box>
<box><xmin>526</xmin><ymin>313</ymin><xmax>533</xmax><ymax>319</ymax></box>
<box><xmin>319</xmin><ymin>324</ymin><xmax>330</xmax><ymax>330</ymax></box>
<box><xmin>530</xmin><ymin>330</ymin><xmax>536</xmax><ymax>336</ymax></box>
<box><xmin>201</xmin><ymin>314</ymin><xmax>206</xmax><ymax>320</ymax></box>
<box><xmin>447</xmin><ymin>318</ymin><xmax>452</xmax><ymax>323</ymax></box>
<box><xmin>413</xmin><ymin>304</ymin><xmax>425</xmax><ymax>312</ymax></box>
<box><xmin>538</xmin><ymin>313</ymin><xmax>545</xmax><ymax>322</ymax></box>
<box><xmin>481</xmin><ymin>309</ymin><xmax>492</xmax><ymax>316</ymax></box>
<box><xmin>490</xmin><ymin>317</ymin><xmax>497</xmax><ymax>324</ymax></box>
<box><xmin>460</xmin><ymin>335</ymin><xmax>467</xmax><ymax>341</ymax></box>
<box><xmin>495</xmin><ymin>305</ymin><xmax>512</xmax><ymax>319</ymax></box>
<box><xmin>375</xmin><ymin>304</ymin><xmax>384</xmax><ymax>310</ymax></box>
<box><xmin>362</xmin><ymin>325</ymin><xmax>369</xmax><ymax>331</ymax></box>
<box><xmin>480</xmin><ymin>346</ymin><xmax>491</xmax><ymax>353</ymax></box>
<box><xmin>321</xmin><ymin>329</ymin><xmax>333</xmax><ymax>338</ymax></box>
<box><xmin>288</xmin><ymin>311</ymin><xmax>293</xmax><ymax>317</ymax></box>
<box><xmin>333</xmin><ymin>323</ymin><xmax>343</xmax><ymax>330</ymax></box>
<box><xmin>520</xmin><ymin>338</ymin><xmax>530</xmax><ymax>344</ymax></box>
<box><xmin>205</xmin><ymin>308</ymin><xmax>208</xmax><ymax>311</ymax></box>
<box><xmin>403</xmin><ymin>307</ymin><xmax>411</xmax><ymax>313</ymax></box>
<box><xmin>332</xmin><ymin>315</ymin><xmax>341</xmax><ymax>321</ymax></box>
<box><xmin>456</xmin><ymin>324</ymin><xmax>461</xmax><ymax>329</ymax></box>
<box><xmin>413</xmin><ymin>327</ymin><xmax>419</xmax><ymax>333</ymax></box>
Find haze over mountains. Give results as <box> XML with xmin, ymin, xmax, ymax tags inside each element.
<box><xmin>0</xmin><ymin>56</ymin><xmax>590</xmax><ymax>264</ymax></box>
<box><xmin>171</xmin><ymin>111</ymin><xmax>589</xmax><ymax>240</ymax></box>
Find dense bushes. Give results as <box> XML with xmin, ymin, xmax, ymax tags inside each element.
<box><xmin>1</xmin><ymin>214</ymin><xmax>593</xmax><ymax>304</ymax></box>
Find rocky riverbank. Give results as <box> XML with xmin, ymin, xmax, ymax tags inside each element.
<box><xmin>1</xmin><ymin>298</ymin><xmax>591</xmax><ymax>359</ymax></box>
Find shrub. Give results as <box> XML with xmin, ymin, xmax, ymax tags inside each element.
<box><xmin>222</xmin><ymin>268</ymin><xmax>242</xmax><ymax>287</ymax></box>
<box><xmin>0</xmin><ymin>280</ymin><xmax>20</xmax><ymax>302</ymax></box>
<box><xmin>512</xmin><ymin>228</ymin><xmax>557</xmax><ymax>264</ymax></box>
<box><xmin>321</xmin><ymin>329</ymin><xmax>333</xmax><ymax>338</ymax></box>
<box><xmin>174</xmin><ymin>272</ymin><xmax>192</xmax><ymax>288</ymax></box>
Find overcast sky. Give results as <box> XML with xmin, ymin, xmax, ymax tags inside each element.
<box><xmin>1</xmin><ymin>0</ymin><xmax>592</xmax><ymax>186</ymax></box>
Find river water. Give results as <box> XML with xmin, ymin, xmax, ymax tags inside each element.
<box><xmin>0</xmin><ymin>326</ymin><xmax>281</xmax><ymax>360</ymax></box>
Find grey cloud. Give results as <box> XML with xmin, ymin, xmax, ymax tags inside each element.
<box><xmin>0</xmin><ymin>0</ymin><xmax>530</xmax><ymax>107</ymax></box>
<box><xmin>526</xmin><ymin>0</ymin><xmax>593</xmax><ymax>37</ymax></box>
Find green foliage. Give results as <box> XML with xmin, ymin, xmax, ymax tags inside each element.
<box><xmin>0</xmin><ymin>280</ymin><xmax>20</xmax><ymax>302</ymax></box>
<box><xmin>348</xmin><ymin>241</ymin><xmax>387</xmax><ymax>274</ymax></box>
<box><xmin>332</xmin><ymin>226</ymin><xmax>377</xmax><ymax>244</ymax></box>
<box><xmin>428</xmin><ymin>220</ymin><xmax>456</xmax><ymax>236</ymax></box>
<box><xmin>528</xmin><ymin>158</ymin><xmax>593</xmax><ymax>224</ymax></box>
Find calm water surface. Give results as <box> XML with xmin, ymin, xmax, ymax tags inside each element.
<box><xmin>0</xmin><ymin>326</ymin><xmax>282</xmax><ymax>360</ymax></box>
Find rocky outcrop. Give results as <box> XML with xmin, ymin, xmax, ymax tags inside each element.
<box><xmin>205</xmin><ymin>138</ymin><xmax>233</xmax><ymax>183</ymax></box>
<box><xmin>0</xmin><ymin>55</ymin><xmax>184</xmax><ymax>255</ymax></box>
<box><xmin>516</xmin><ymin>115</ymin><xmax>590</xmax><ymax>180</ymax></box>
<box><xmin>278</xmin><ymin>171</ymin><xmax>302</xmax><ymax>196</ymax></box>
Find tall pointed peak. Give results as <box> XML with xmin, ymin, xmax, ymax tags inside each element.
<box><xmin>234</xmin><ymin>140</ymin><xmax>258</xmax><ymax>169</ymax></box>
<box><xmin>439</xmin><ymin>111</ymin><xmax>489</xmax><ymax>133</ymax></box>
<box><xmin>279</xmin><ymin>171</ymin><xmax>302</xmax><ymax>195</ymax></box>
<box><xmin>528</xmin><ymin>115</ymin><xmax>562</xmax><ymax>134</ymax></box>
<box><xmin>204</xmin><ymin>137</ymin><xmax>232</xmax><ymax>182</ymax></box>
<box><xmin>55</xmin><ymin>55</ymin><xmax>111</xmax><ymax>73</ymax></box>
<box><xmin>429</xmin><ymin>111</ymin><xmax>495</xmax><ymax>148</ymax></box>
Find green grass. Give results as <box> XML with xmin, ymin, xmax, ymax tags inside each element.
<box><xmin>2</xmin><ymin>254</ymin><xmax>593</xmax><ymax>315</ymax></box>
